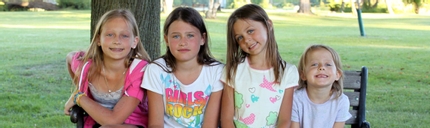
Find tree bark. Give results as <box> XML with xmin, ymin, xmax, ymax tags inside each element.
<box><xmin>298</xmin><ymin>0</ymin><xmax>312</xmax><ymax>14</ymax></box>
<box><xmin>206</xmin><ymin>0</ymin><xmax>220</xmax><ymax>19</ymax></box>
<box><xmin>385</xmin><ymin>0</ymin><xmax>394</xmax><ymax>14</ymax></box>
<box><xmin>163</xmin><ymin>0</ymin><xmax>173</xmax><ymax>14</ymax></box>
<box><xmin>351</xmin><ymin>0</ymin><xmax>358</xmax><ymax>16</ymax></box>
<box><xmin>91</xmin><ymin>0</ymin><xmax>160</xmax><ymax>59</ymax></box>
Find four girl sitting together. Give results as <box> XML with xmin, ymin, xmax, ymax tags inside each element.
<box><xmin>64</xmin><ymin>4</ymin><xmax>351</xmax><ymax>128</ymax></box>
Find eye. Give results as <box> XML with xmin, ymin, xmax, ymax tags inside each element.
<box><xmin>106</xmin><ymin>34</ymin><xmax>113</xmax><ymax>37</ymax></box>
<box><xmin>235</xmin><ymin>36</ymin><xmax>243</xmax><ymax>41</ymax></box>
<box><xmin>247</xmin><ymin>29</ymin><xmax>254</xmax><ymax>34</ymax></box>
<box><xmin>122</xmin><ymin>35</ymin><xmax>129</xmax><ymax>38</ymax></box>
<box><xmin>325</xmin><ymin>63</ymin><xmax>333</xmax><ymax>66</ymax></box>
<box><xmin>172</xmin><ymin>35</ymin><xmax>180</xmax><ymax>39</ymax></box>
<box><xmin>187</xmin><ymin>34</ymin><xmax>194</xmax><ymax>38</ymax></box>
<box><xmin>311</xmin><ymin>63</ymin><xmax>318</xmax><ymax>66</ymax></box>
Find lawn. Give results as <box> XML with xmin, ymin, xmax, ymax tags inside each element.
<box><xmin>0</xmin><ymin>9</ymin><xmax>429</xmax><ymax>127</ymax></box>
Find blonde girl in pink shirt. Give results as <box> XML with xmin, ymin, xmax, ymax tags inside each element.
<box><xmin>64</xmin><ymin>9</ymin><xmax>150</xmax><ymax>128</ymax></box>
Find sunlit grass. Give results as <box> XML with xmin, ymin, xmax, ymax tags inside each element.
<box><xmin>0</xmin><ymin>10</ymin><xmax>429</xmax><ymax>127</ymax></box>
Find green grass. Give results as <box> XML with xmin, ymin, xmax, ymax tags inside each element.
<box><xmin>0</xmin><ymin>10</ymin><xmax>429</xmax><ymax>127</ymax></box>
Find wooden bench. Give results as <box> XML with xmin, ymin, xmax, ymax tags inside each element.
<box><xmin>343</xmin><ymin>66</ymin><xmax>371</xmax><ymax>128</ymax></box>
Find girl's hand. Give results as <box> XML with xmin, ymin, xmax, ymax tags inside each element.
<box><xmin>64</xmin><ymin>94</ymin><xmax>75</xmax><ymax>115</ymax></box>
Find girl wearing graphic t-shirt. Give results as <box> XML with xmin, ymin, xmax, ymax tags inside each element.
<box><xmin>220</xmin><ymin>4</ymin><xmax>299</xmax><ymax>128</ymax></box>
<box><xmin>141</xmin><ymin>7</ymin><xmax>223</xmax><ymax>128</ymax></box>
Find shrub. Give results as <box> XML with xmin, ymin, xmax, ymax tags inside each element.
<box><xmin>58</xmin><ymin>0</ymin><xmax>90</xmax><ymax>10</ymax></box>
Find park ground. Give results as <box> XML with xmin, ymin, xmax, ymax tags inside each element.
<box><xmin>0</xmin><ymin>9</ymin><xmax>429</xmax><ymax>127</ymax></box>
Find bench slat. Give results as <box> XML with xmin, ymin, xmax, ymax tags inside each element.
<box><xmin>343</xmin><ymin>71</ymin><xmax>361</xmax><ymax>89</ymax></box>
<box><xmin>344</xmin><ymin>92</ymin><xmax>360</xmax><ymax>107</ymax></box>
<box><xmin>346</xmin><ymin>110</ymin><xmax>358</xmax><ymax>124</ymax></box>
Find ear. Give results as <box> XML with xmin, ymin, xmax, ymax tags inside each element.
<box><xmin>132</xmin><ymin>36</ymin><xmax>139</xmax><ymax>48</ymax></box>
<box><xmin>335</xmin><ymin>69</ymin><xmax>342</xmax><ymax>81</ymax></box>
<box><xmin>164</xmin><ymin>35</ymin><xmax>169</xmax><ymax>46</ymax></box>
<box><xmin>95</xmin><ymin>37</ymin><xmax>101</xmax><ymax>46</ymax></box>
<box><xmin>200</xmin><ymin>33</ymin><xmax>206</xmax><ymax>46</ymax></box>
<box><xmin>267</xmin><ymin>19</ymin><xmax>273</xmax><ymax>31</ymax></box>
<box><xmin>300</xmin><ymin>70</ymin><xmax>307</xmax><ymax>81</ymax></box>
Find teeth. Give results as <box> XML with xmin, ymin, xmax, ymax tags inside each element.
<box><xmin>249</xmin><ymin>43</ymin><xmax>257</xmax><ymax>49</ymax></box>
<box><xmin>316</xmin><ymin>74</ymin><xmax>328</xmax><ymax>78</ymax></box>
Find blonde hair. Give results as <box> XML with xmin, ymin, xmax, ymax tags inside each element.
<box><xmin>297</xmin><ymin>44</ymin><xmax>344</xmax><ymax>99</ymax></box>
<box><xmin>225</xmin><ymin>4</ymin><xmax>286</xmax><ymax>86</ymax></box>
<box><xmin>78</xmin><ymin>9</ymin><xmax>151</xmax><ymax>82</ymax></box>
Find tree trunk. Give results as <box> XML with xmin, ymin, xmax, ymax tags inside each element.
<box><xmin>163</xmin><ymin>0</ymin><xmax>173</xmax><ymax>14</ymax></box>
<box><xmin>385</xmin><ymin>0</ymin><xmax>394</xmax><ymax>14</ymax></box>
<box><xmin>298</xmin><ymin>0</ymin><xmax>312</xmax><ymax>14</ymax></box>
<box><xmin>206</xmin><ymin>0</ymin><xmax>220</xmax><ymax>19</ymax></box>
<box><xmin>351</xmin><ymin>0</ymin><xmax>358</xmax><ymax>16</ymax></box>
<box><xmin>91</xmin><ymin>0</ymin><xmax>160</xmax><ymax>59</ymax></box>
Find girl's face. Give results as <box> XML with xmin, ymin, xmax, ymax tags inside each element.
<box><xmin>301</xmin><ymin>48</ymin><xmax>341</xmax><ymax>88</ymax></box>
<box><xmin>233</xmin><ymin>19</ymin><xmax>269</xmax><ymax>56</ymax></box>
<box><xmin>98</xmin><ymin>17</ymin><xmax>138</xmax><ymax>61</ymax></box>
<box><xmin>164</xmin><ymin>20</ymin><xmax>204</xmax><ymax>63</ymax></box>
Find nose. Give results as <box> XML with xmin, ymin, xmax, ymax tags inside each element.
<box><xmin>179</xmin><ymin>39</ymin><xmax>187</xmax><ymax>47</ymax></box>
<box><xmin>318</xmin><ymin>66</ymin><xmax>325</xmax><ymax>71</ymax></box>
<box><xmin>244</xmin><ymin>35</ymin><xmax>252</xmax><ymax>44</ymax></box>
<box><xmin>113</xmin><ymin>37</ymin><xmax>121</xmax><ymax>45</ymax></box>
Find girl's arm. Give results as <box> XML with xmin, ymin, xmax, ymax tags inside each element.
<box><xmin>333</xmin><ymin>122</ymin><xmax>346</xmax><ymax>128</ymax></box>
<box><xmin>277</xmin><ymin>87</ymin><xmax>295</xmax><ymax>128</ymax></box>
<box><xmin>146</xmin><ymin>90</ymin><xmax>165</xmax><ymax>128</ymax></box>
<box><xmin>220</xmin><ymin>84</ymin><xmax>235</xmax><ymax>128</ymax></box>
<box><xmin>66</xmin><ymin>52</ymin><xmax>75</xmax><ymax>79</ymax></box>
<box><xmin>78</xmin><ymin>94</ymin><xmax>140</xmax><ymax>125</ymax></box>
<box><xmin>202</xmin><ymin>90</ymin><xmax>222</xmax><ymax>128</ymax></box>
<box><xmin>64</xmin><ymin>93</ymin><xmax>76</xmax><ymax>115</ymax></box>
<box><xmin>290</xmin><ymin>122</ymin><xmax>300</xmax><ymax>128</ymax></box>
<box><xmin>64</xmin><ymin>51</ymin><xmax>80</xmax><ymax>115</ymax></box>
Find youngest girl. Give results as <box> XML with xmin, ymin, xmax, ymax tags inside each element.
<box><xmin>292</xmin><ymin>44</ymin><xmax>351</xmax><ymax>128</ymax></box>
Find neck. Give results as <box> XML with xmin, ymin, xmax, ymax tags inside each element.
<box><xmin>175</xmin><ymin>60</ymin><xmax>201</xmax><ymax>72</ymax></box>
<box><xmin>306</xmin><ymin>86</ymin><xmax>332</xmax><ymax>104</ymax></box>
<box><xmin>103</xmin><ymin>59</ymin><xmax>127</xmax><ymax>74</ymax></box>
<box><xmin>247</xmin><ymin>56</ymin><xmax>270</xmax><ymax>70</ymax></box>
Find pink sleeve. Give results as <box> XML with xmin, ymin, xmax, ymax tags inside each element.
<box><xmin>71</xmin><ymin>51</ymin><xmax>85</xmax><ymax>73</ymax></box>
<box><xmin>124</xmin><ymin>60</ymin><xmax>148</xmax><ymax>101</ymax></box>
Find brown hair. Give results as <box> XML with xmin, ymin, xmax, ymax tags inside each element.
<box><xmin>157</xmin><ymin>7</ymin><xmax>220</xmax><ymax>72</ymax></box>
<box><xmin>297</xmin><ymin>44</ymin><xmax>344</xmax><ymax>98</ymax></box>
<box><xmin>225</xmin><ymin>4</ymin><xmax>285</xmax><ymax>86</ymax></box>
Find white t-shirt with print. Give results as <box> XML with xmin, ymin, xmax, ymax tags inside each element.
<box><xmin>141</xmin><ymin>58</ymin><xmax>224</xmax><ymax>128</ymax></box>
<box><xmin>291</xmin><ymin>88</ymin><xmax>352</xmax><ymax>128</ymax></box>
<box><xmin>221</xmin><ymin>58</ymin><xmax>299</xmax><ymax>127</ymax></box>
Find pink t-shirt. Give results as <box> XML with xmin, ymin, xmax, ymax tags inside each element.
<box><xmin>71</xmin><ymin>52</ymin><xmax>148</xmax><ymax>127</ymax></box>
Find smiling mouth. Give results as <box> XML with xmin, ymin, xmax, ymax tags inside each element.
<box><xmin>110</xmin><ymin>48</ymin><xmax>124</xmax><ymax>52</ymax></box>
<box><xmin>248</xmin><ymin>42</ymin><xmax>257</xmax><ymax>49</ymax></box>
<box><xmin>315</xmin><ymin>74</ymin><xmax>328</xmax><ymax>78</ymax></box>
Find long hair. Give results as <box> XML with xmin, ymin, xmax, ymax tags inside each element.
<box><xmin>158</xmin><ymin>7</ymin><xmax>220</xmax><ymax>72</ymax></box>
<box><xmin>225</xmin><ymin>4</ymin><xmax>285</xmax><ymax>86</ymax></box>
<box><xmin>78</xmin><ymin>9</ymin><xmax>151</xmax><ymax>82</ymax></box>
<box><xmin>297</xmin><ymin>44</ymin><xmax>344</xmax><ymax>99</ymax></box>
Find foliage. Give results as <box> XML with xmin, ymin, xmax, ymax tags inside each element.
<box><xmin>172</xmin><ymin>0</ymin><xmax>209</xmax><ymax>7</ymax></box>
<box><xmin>276</xmin><ymin>0</ymin><xmax>296</xmax><ymax>8</ymax></box>
<box><xmin>259</xmin><ymin>0</ymin><xmax>272</xmax><ymax>8</ymax></box>
<box><xmin>1</xmin><ymin>10</ymin><xmax>430</xmax><ymax>127</ymax></box>
<box><xmin>228</xmin><ymin>0</ymin><xmax>248</xmax><ymax>8</ymax></box>
<box><xmin>57</xmin><ymin>0</ymin><xmax>90</xmax><ymax>10</ymax></box>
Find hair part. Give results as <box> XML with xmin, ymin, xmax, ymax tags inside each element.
<box><xmin>79</xmin><ymin>9</ymin><xmax>151</xmax><ymax>81</ymax></box>
<box><xmin>297</xmin><ymin>44</ymin><xmax>344</xmax><ymax>99</ymax></box>
<box><xmin>225</xmin><ymin>4</ymin><xmax>285</xmax><ymax>86</ymax></box>
<box><xmin>157</xmin><ymin>7</ymin><xmax>220</xmax><ymax>72</ymax></box>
